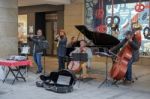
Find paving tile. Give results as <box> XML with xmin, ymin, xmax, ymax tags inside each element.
<box><xmin>0</xmin><ymin>57</ymin><xmax>150</xmax><ymax>99</ymax></box>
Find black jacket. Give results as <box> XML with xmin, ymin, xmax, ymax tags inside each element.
<box><xmin>111</xmin><ymin>36</ymin><xmax>140</xmax><ymax>62</ymax></box>
<box><xmin>30</xmin><ymin>36</ymin><xmax>45</xmax><ymax>53</ymax></box>
<box><xmin>57</xmin><ymin>37</ymin><xmax>67</xmax><ymax>57</ymax></box>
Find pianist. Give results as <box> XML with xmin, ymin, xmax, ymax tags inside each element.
<box><xmin>67</xmin><ymin>36</ymin><xmax>77</xmax><ymax>48</ymax></box>
<box><xmin>70</xmin><ymin>40</ymin><xmax>93</xmax><ymax>78</ymax></box>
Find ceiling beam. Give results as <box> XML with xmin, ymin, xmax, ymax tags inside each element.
<box><xmin>18</xmin><ymin>0</ymin><xmax>71</xmax><ymax>7</ymax></box>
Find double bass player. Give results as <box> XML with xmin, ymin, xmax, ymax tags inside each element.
<box><xmin>110</xmin><ymin>23</ymin><xmax>142</xmax><ymax>84</ymax></box>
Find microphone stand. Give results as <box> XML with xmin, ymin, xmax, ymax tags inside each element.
<box><xmin>43</xmin><ymin>49</ymin><xmax>46</xmax><ymax>74</ymax></box>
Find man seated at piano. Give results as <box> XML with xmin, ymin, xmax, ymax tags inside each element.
<box><xmin>69</xmin><ymin>40</ymin><xmax>93</xmax><ymax>78</ymax></box>
<box><xmin>67</xmin><ymin>36</ymin><xmax>77</xmax><ymax>48</ymax></box>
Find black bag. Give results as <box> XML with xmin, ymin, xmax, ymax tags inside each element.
<box><xmin>36</xmin><ymin>69</ymin><xmax>76</xmax><ymax>93</ymax></box>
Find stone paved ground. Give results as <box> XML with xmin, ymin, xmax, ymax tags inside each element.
<box><xmin>0</xmin><ymin>58</ymin><xmax>150</xmax><ymax>99</ymax></box>
<box><xmin>0</xmin><ymin>68</ymin><xmax>150</xmax><ymax>99</ymax></box>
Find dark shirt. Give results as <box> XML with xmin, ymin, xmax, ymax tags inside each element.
<box><xmin>30</xmin><ymin>36</ymin><xmax>45</xmax><ymax>53</ymax></box>
<box><xmin>111</xmin><ymin>36</ymin><xmax>140</xmax><ymax>62</ymax></box>
<box><xmin>67</xmin><ymin>42</ymin><xmax>77</xmax><ymax>48</ymax></box>
<box><xmin>57</xmin><ymin>37</ymin><xmax>67</xmax><ymax>57</ymax></box>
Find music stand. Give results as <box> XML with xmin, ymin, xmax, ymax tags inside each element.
<box><xmin>21</xmin><ymin>46</ymin><xmax>30</xmax><ymax>58</ymax></box>
<box><xmin>20</xmin><ymin>46</ymin><xmax>30</xmax><ymax>77</ymax></box>
<box><xmin>43</xmin><ymin>49</ymin><xmax>47</xmax><ymax>74</ymax></box>
<box><xmin>42</xmin><ymin>40</ymin><xmax>49</xmax><ymax>74</ymax></box>
<box><xmin>96</xmin><ymin>51</ymin><xmax>113</xmax><ymax>88</ymax></box>
<box><xmin>72</xmin><ymin>53</ymin><xmax>88</xmax><ymax>62</ymax></box>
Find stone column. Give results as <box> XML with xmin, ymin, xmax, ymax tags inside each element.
<box><xmin>0</xmin><ymin>0</ymin><xmax>18</xmax><ymax>57</ymax></box>
<box><xmin>64</xmin><ymin>0</ymin><xmax>85</xmax><ymax>41</ymax></box>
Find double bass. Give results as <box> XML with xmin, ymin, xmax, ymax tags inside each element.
<box><xmin>110</xmin><ymin>30</ymin><xmax>141</xmax><ymax>80</ymax></box>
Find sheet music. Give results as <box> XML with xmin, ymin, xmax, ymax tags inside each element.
<box><xmin>21</xmin><ymin>47</ymin><xmax>30</xmax><ymax>54</ymax></box>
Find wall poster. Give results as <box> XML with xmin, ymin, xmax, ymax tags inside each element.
<box><xmin>85</xmin><ymin>0</ymin><xmax>150</xmax><ymax>56</ymax></box>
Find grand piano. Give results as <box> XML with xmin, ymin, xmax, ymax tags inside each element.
<box><xmin>75</xmin><ymin>25</ymin><xmax>120</xmax><ymax>48</ymax></box>
<box><xmin>66</xmin><ymin>25</ymin><xmax>120</xmax><ymax>56</ymax></box>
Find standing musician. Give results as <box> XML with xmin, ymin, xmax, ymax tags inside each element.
<box><xmin>110</xmin><ymin>23</ymin><xmax>142</xmax><ymax>84</ymax></box>
<box><xmin>55</xmin><ymin>29</ymin><xmax>67</xmax><ymax>70</ymax></box>
<box><xmin>29</xmin><ymin>29</ymin><xmax>45</xmax><ymax>73</ymax></box>
<box><xmin>69</xmin><ymin>40</ymin><xmax>93</xmax><ymax>78</ymax></box>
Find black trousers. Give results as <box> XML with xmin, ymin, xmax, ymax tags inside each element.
<box><xmin>58</xmin><ymin>56</ymin><xmax>65</xmax><ymax>70</ymax></box>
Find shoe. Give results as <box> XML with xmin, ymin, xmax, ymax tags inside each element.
<box><xmin>81</xmin><ymin>74</ymin><xmax>89</xmax><ymax>79</ymax></box>
<box><xmin>36</xmin><ymin>71</ymin><xmax>42</xmax><ymax>74</ymax></box>
<box><xmin>123</xmin><ymin>80</ymin><xmax>132</xmax><ymax>85</ymax></box>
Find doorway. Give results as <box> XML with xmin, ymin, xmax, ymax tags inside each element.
<box><xmin>45</xmin><ymin>13</ymin><xmax>58</xmax><ymax>56</ymax></box>
<box><xmin>46</xmin><ymin>21</ymin><xmax>54</xmax><ymax>55</ymax></box>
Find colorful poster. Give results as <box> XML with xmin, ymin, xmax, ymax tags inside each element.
<box><xmin>85</xmin><ymin>0</ymin><xmax>150</xmax><ymax>55</ymax></box>
<box><xmin>106</xmin><ymin>2</ymin><xmax>150</xmax><ymax>55</ymax></box>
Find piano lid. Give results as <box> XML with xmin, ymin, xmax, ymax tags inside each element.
<box><xmin>75</xmin><ymin>25</ymin><xmax>120</xmax><ymax>48</ymax></box>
